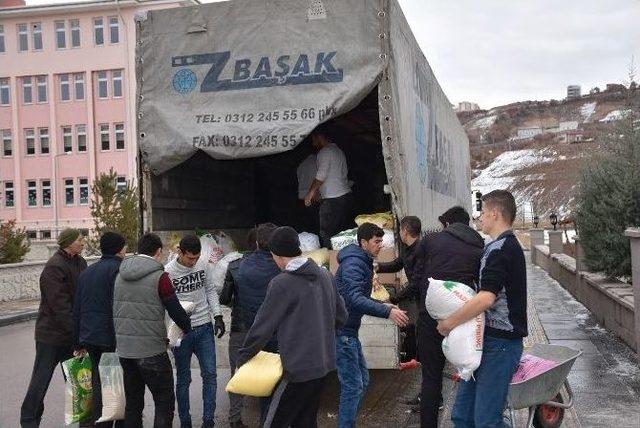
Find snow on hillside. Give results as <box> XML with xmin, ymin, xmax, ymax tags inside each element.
<box><xmin>472</xmin><ymin>149</ymin><xmax>553</xmax><ymax>195</ymax></box>
<box><xmin>469</xmin><ymin>115</ymin><xmax>497</xmax><ymax>129</ymax></box>
<box><xmin>580</xmin><ymin>102</ymin><xmax>597</xmax><ymax>122</ymax></box>
<box><xmin>599</xmin><ymin>109</ymin><xmax>632</xmax><ymax>122</ymax></box>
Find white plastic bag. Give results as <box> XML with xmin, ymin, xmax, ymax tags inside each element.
<box><xmin>382</xmin><ymin>229</ymin><xmax>395</xmax><ymax>248</ymax></box>
<box><xmin>299</xmin><ymin>232</ymin><xmax>321</xmax><ymax>252</ymax></box>
<box><xmin>210</xmin><ymin>251</ymin><xmax>243</xmax><ymax>295</ymax></box>
<box><xmin>330</xmin><ymin>228</ymin><xmax>357</xmax><ymax>251</ymax></box>
<box><xmin>167</xmin><ymin>301</ymin><xmax>196</xmax><ymax>347</ymax></box>
<box><xmin>425</xmin><ymin>278</ymin><xmax>484</xmax><ymax>381</ymax></box>
<box><xmin>200</xmin><ymin>234</ymin><xmax>225</xmax><ymax>265</ymax></box>
<box><xmin>95</xmin><ymin>353</ymin><xmax>125</xmax><ymax>423</ymax></box>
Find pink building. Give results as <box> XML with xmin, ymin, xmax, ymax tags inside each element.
<box><xmin>0</xmin><ymin>0</ymin><xmax>197</xmax><ymax>240</ymax></box>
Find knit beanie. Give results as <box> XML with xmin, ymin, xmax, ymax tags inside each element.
<box><xmin>100</xmin><ymin>231</ymin><xmax>126</xmax><ymax>256</ymax></box>
<box><xmin>268</xmin><ymin>226</ymin><xmax>302</xmax><ymax>257</ymax></box>
<box><xmin>57</xmin><ymin>228</ymin><xmax>80</xmax><ymax>249</ymax></box>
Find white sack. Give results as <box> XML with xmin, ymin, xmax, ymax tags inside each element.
<box><xmin>299</xmin><ymin>232</ymin><xmax>321</xmax><ymax>252</ymax></box>
<box><xmin>167</xmin><ymin>301</ymin><xmax>196</xmax><ymax>347</ymax></box>
<box><xmin>96</xmin><ymin>353</ymin><xmax>125</xmax><ymax>423</ymax></box>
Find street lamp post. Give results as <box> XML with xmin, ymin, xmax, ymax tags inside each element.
<box><xmin>549</xmin><ymin>213</ymin><xmax>558</xmax><ymax>231</ymax></box>
<box><xmin>533</xmin><ymin>215</ymin><xmax>539</xmax><ymax>228</ymax></box>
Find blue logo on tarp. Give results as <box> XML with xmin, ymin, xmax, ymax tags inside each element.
<box><xmin>415</xmin><ymin>102</ymin><xmax>427</xmax><ymax>184</ymax></box>
<box><xmin>173</xmin><ymin>69</ymin><xmax>197</xmax><ymax>94</ymax></box>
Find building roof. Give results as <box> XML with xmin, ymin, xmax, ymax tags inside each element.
<box><xmin>0</xmin><ymin>0</ymin><xmax>199</xmax><ymax>17</ymax></box>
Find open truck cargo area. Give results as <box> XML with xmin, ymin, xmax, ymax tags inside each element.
<box><xmin>136</xmin><ymin>0</ymin><xmax>472</xmax><ymax>369</ymax></box>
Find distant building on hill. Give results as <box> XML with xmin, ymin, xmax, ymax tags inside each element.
<box><xmin>605</xmin><ymin>83</ymin><xmax>626</xmax><ymax>93</ymax></box>
<box><xmin>516</xmin><ymin>126</ymin><xmax>543</xmax><ymax>139</ymax></box>
<box><xmin>567</xmin><ymin>85</ymin><xmax>581</xmax><ymax>100</ymax></box>
<box><xmin>455</xmin><ymin>101</ymin><xmax>480</xmax><ymax>112</ymax></box>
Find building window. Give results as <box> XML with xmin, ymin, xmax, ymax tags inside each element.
<box><xmin>55</xmin><ymin>21</ymin><xmax>66</xmax><ymax>49</ymax></box>
<box><xmin>100</xmin><ymin>124</ymin><xmax>110</xmax><ymax>150</ymax></box>
<box><xmin>79</xmin><ymin>178</ymin><xmax>89</xmax><ymax>205</ymax></box>
<box><xmin>36</xmin><ymin>75</ymin><xmax>47</xmax><ymax>103</ymax></box>
<box><xmin>97</xmin><ymin>71</ymin><xmax>108</xmax><ymax>98</ymax></box>
<box><xmin>25</xmin><ymin>128</ymin><xmax>35</xmax><ymax>155</ymax></box>
<box><xmin>4</xmin><ymin>181</ymin><xmax>14</xmax><ymax>207</ymax></box>
<box><xmin>74</xmin><ymin>73</ymin><xmax>84</xmax><ymax>100</ymax></box>
<box><xmin>59</xmin><ymin>74</ymin><xmax>70</xmax><ymax>101</ymax></box>
<box><xmin>115</xmin><ymin>123</ymin><xmax>125</xmax><ymax>150</ymax></box>
<box><xmin>41</xmin><ymin>230</ymin><xmax>51</xmax><ymax>239</ymax></box>
<box><xmin>22</xmin><ymin>76</ymin><xmax>32</xmax><ymax>104</ymax></box>
<box><xmin>0</xmin><ymin>78</ymin><xmax>9</xmax><ymax>105</ymax></box>
<box><xmin>0</xmin><ymin>24</ymin><xmax>5</xmax><ymax>53</ymax></box>
<box><xmin>76</xmin><ymin>125</ymin><xmax>86</xmax><ymax>152</ymax></box>
<box><xmin>18</xmin><ymin>23</ymin><xmax>28</xmax><ymax>52</ymax></box>
<box><xmin>27</xmin><ymin>180</ymin><xmax>37</xmax><ymax>207</ymax></box>
<box><xmin>112</xmin><ymin>70</ymin><xmax>123</xmax><ymax>98</ymax></box>
<box><xmin>32</xmin><ymin>22</ymin><xmax>43</xmax><ymax>51</ymax></box>
<box><xmin>109</xmin><ymin>16</ymin><xmax>119</xmax><ymax>44</ymax></box>
<box><xmin>2</xmin><ymin>130</ymin><xmax>11</xmax><ymax>156</ymax></box>
<box><xmin>62</xmin><ymin>126</ymin><xmax>72</xmax><ymax>153</ymax></box>
<box><xmin>65</xmin><ymin>178</ymin><xmax>74</xmax><ymax>205</ymax></box>
<box><xmin>94</xmin><ymin>18</ymin><xmax>104</xmax><ymax>46</ymax></box>
<box><xmin>26</xmin><ymin>230</ymin><xmax>37</xmax><ymax>240</ymax></box>
<box><xmin>39</xmin><ymin>127</ymin><xmax>49</xmax><ymax>154</ymax></box>
<box><xmin>70</xmin><ymin>19</ymin><xmax>80</xmax><ymax>48</ymax></box>
<box><xmin>116</xmin><ymin>176</ymin><xmax>127</xmax><ymax>194</ymax></box>
<box><xmin>41</xmin><ymin>179</ymin><xmax>51</xmax><ymax>206</ymax></box>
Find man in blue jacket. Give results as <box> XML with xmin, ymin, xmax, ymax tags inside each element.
<box><xmin>73</xmin><ymin>231</ymin><xmax>127</xmax><ymax>427</ymax></box>
<box><xmin>335</xmin><ymin>222</ymin><xmax>409</xmax><ymax>428</ymax></box>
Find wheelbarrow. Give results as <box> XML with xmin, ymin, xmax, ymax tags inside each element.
<box><xmin>507</xmin><ymin>343</ymin><xmax>582</xmax><ymax>428</ymax></box>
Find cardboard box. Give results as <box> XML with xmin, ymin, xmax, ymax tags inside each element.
<box><xmin>329</xmin><ymin>247</ymin><xmax>400</xmax><ymax>286</ymax></box>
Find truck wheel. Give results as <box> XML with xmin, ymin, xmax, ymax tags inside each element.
<box><xmin>533</xmin><ymin>393</ymin><xmax>564</xmax><ymax>428</ymax></box>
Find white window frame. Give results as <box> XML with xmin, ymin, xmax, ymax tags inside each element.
<box><xmin>97</xmin><ymin>71</ymin><xmax>108</xmax><ymax>99</ymax></box>
<box><xmin>22</xmin><ymin>76</ymin><xmax>32</xmax><ymax>104</ymax></box>
<box><xmin>2</xmin><ymin>129</ymin><xmax>11</xmax><ymax>156</ymax></box>
<box><xmin>99</xmin><ymin>124</ymin><xmax>110</xmax><ymax>151</ymax></box>
<box><xmin>27</xmin><ymin>180</ymin><xmax>37</xmax><ymax>207</ymax></box>
<box><xmin>93</xmin><ymin>17</ymin><xmax>104</xmax><ymax>46</ymax></box>
<box><xmin>0</xmin><ymin>24</ymin><xmax>5</xmax><ymax>53</ymax></box>
<box><xmin>116</xmin><ymin>176</ymin><xmax>127</xmax><ymax>193</ymax></box>
<box><xmin>41</xmin><ymin>179</ymin><xmax>51</xmax><ymax>207</ymax></box>
<box><xmin>64</xmin><ymin>178</ymin><xmax>74</xmax><ymax>206</ymax></box>
<box><xmin>70</xmin><ymin>19</ymin><xmax>80</xmax><ymax>48</ymax></box>
<box><xmin>18</xmin><ymin>23</ymin><xmax>28</xmax><ymax>52</ymax></box>
<box><xmin>59</xmin><ymin>74</ymin><xmax>70</xmax><ymax>101</ymax></box>
<box><xmin>115</xmin><ymin>123</ymin><xmax>125</xmax><ymax>150</ymax></box>
<box><xmin>25</xmin><ymin>128</ymin><xmax>35</xmax><ymax>156</ymax></box>
<box><xmin>76</xmin><ymin>124</ymin><xmax>87</xmax><ymax>152</ymax></box>
<box><xmin>0</xmin><ymin>78</ymin><xmax>9</xmax><ymax>106</ymax></box>
<box><xmin>31</xmin><ymin>22</ymin><xmax>43</xmax><ymax>51</ymax></box>
<box><xmin>62</xmin><ymin>126</ymin><xmax>73</xmax><ymax>153</ymax></box>
<box><xmin>4</xmin><ymin>181</ymin><xmax>14</xmax><ymax>207</ymax></box>
<box><xmin>39</xmin><ymin>127</ymin><xmax>49</xmax><ymax>154</ymax></box>
<box><xmin>36</xmin><ymin>75</ymin><xmax>47</xmax><ymax>103</ymax></box>
<box><xmin>55</xmin><ymin>20</ymin><xmax>66</xmax><ymax>49</ymax></box>
<box><xmin>108</xmin><ymin>16</ymin><xmax>119</xmax><ymax>44</ymax></box>
<box><xmin>74</xmin><ymin>73</ymin><xmax>85</xmax><ymax>100</ymax></box>
<box><xmin>112</xmin><ymin>70</ymin><xmax>123</xmax><ymax>98</ymax></box>
<box><xmin>40</xmin><ymin>229</ymin><xmax>52</xmax><ymax>239</ymax></box>
<box><xmin>79</xmin><ymin>177</ymin><xmax>89</xmax><ymax>205</ymax></box>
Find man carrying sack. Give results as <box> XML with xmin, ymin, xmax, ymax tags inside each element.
<box><xmin>237</xmin><ymin>226</ymin><xmax>348</xmax><ymax>428</ymax></box>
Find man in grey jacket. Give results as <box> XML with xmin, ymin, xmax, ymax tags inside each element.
<box><xmin>165</xmin><ymin>235</ymin><xmax>225</xmax><ymax>428</ymax></box>
<box><xmin>238</xmin><ymin>226</ymin><xmax>348</xmax><ymax>428</ymax></box>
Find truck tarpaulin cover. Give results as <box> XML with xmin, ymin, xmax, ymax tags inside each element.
<box><xmin>137</xmin><ymin>0</ymin><xmax>385</xmax><ymax>174</ymax></box>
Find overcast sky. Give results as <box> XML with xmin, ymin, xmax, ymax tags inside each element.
<box><xmin>23</xmin><ymin>0</ymin><xmax>640</xmax><ymax>109</ymax></box>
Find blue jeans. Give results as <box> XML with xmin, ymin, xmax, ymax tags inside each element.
<box><xmin>452</xmin><ymin>335</ymin><xmax>523</xmax><ymax>428</ymax></box>
<box><xmin>173</xmin><ymin>323</ymin><xmax>217</xmax><ymax>427</ymax></box>
<box><xmin>336</xmin><ymin>335</ymin><xmax>369</xmax><ymax>428</ymax></box>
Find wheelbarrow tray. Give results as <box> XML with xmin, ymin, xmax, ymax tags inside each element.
<box><xmin>508</xmin><ymin>343</ymin><xmax>582</xmax><ymax>410</ymax></box>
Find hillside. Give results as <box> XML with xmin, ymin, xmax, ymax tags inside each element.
<box><xmin>459</xmin><ymin>87</ymin><xmax>640</xmax><ymax>222</ymax></box>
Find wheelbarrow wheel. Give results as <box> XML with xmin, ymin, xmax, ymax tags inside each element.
<box><xmin>533</xmin><ymin>393</ymin><xmax>564</xmax><ymax>428</ymax></box>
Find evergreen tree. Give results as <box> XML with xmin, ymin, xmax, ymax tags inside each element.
<box><xmin>90</xmin><ymin>169</ymin><xmax>139</xmax><ymax>253</ymax></box>
<box><xmin>575</xmin><ymin>118</ymin><xmax>640</xmax><ymax>278</ymax></box>
<box><xmin>0</xmin><ymin>220</ymin><xmax>30</xmax><ymax>264</ymax></box>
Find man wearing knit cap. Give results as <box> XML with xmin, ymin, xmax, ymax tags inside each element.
<box><xmin>21</xmin><ymin>228</ymin><xmax>87</xmax><ymax>428</ymax></box>
<box><xmin>239</xmin><ymin>226</ymin><xmax>348</xmax><ymax>428</ymax></box>
<box><xmin>73</xmin><ymin>231</ymin><xmax>127</xmax><ymax>427</ymax></box>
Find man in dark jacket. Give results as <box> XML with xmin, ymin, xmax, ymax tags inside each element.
<box><xmin>21</xmin><ymin>228</ymin><xmax>87</xmax><ymax>428</ymax></box>
<box><xmin>238</xmin><ymin>226</ymin><xmax>348</xmax><ymax>428</ymax></box>
<box><xmin>413</xmin><ymin>206</ymin><xmax>485</xmax><ymax>428</ymax></box>
<box><xmin>73</xmin><ymin>231</ymin><xmax>127</xmax><ymax>428</ymax></box>
<box><xmin>113</xmin><ymin>233</ymin><xmax>191</xmax><ymax>428</ymax></box>
<box><xmin>335</xmin><ymin>223</ymin><xmax>409</xmax><ymax>428</ymax></box>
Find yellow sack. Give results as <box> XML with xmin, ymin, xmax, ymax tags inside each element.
<box><xmin>303</xmin><ymin>248</ymin><xmax>330</xmax><ymax>268</ymax></box>
<box><xmin>226</xmin><ymin>351</ymin><xmax>283</xmax><ymax>397</ymax></box>
<box><xmin>371</xmin><ymin>275</ymin><xmax>391</xmax><ymax>302</ymax></box>
<box><xmin>355</xmin><ymin>212</ymin><xmax>395</xmax><ymax>230</ymax></box>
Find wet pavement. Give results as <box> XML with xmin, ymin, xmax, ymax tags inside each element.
<box><xmin>1</xmin><ymin>256</ymin><xmax>639</xmax><ymax>427</ymax></box>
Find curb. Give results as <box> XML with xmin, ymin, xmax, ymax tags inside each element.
<box><xmin>0</xmin><ymin>310</ymin><xmax>38</xmax><ymax>327</ymax></box>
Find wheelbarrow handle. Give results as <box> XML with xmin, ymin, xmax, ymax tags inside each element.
<box><xmin>543</xmin><ymin>379</ymin><xmax>574</xmax><ymax>410</ymax></box>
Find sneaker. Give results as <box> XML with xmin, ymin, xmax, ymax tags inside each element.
<box><xmin>230</xmin><ymin>421</ymin><xmax>248</xmax><ymax>428</ymax></box>
<box><xmin>402</xmin><ymin>393</ymin><xmax>421</xmax><ymax>406</ymax></box>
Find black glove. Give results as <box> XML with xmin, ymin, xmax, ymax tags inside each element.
<box><xmin>214</xmin><ymin>316</ymin><xmax>226</xmax><ymax>338</ymax></box>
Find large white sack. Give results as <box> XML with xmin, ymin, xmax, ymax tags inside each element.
<box><xmin>299</xmin><ymin>232</ymin><xmax>321</xmax><ymax>252</ymax></box>
<box><xmin>167</xmin><ymin>301</ymin><xmax>195</xmax><ymax>347</ymax></box>
<box><xmin>425</xmin><ymin>278</ymin><xmax>484</xmax><ymax>381</ymax></box>
<box><xmin>210</xmin><ymin>251</ymin><xmax>243</xmax><ymax>295</ymax></box>
<box><xmin>96</xmin><ymin>353</ymin><xmax>125</xmax><ymax>423</ymax></box>
<box><xmin>382</xmin><ymin>229</ymin><xmax>395</xmax><ymax>248</ymax></box>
